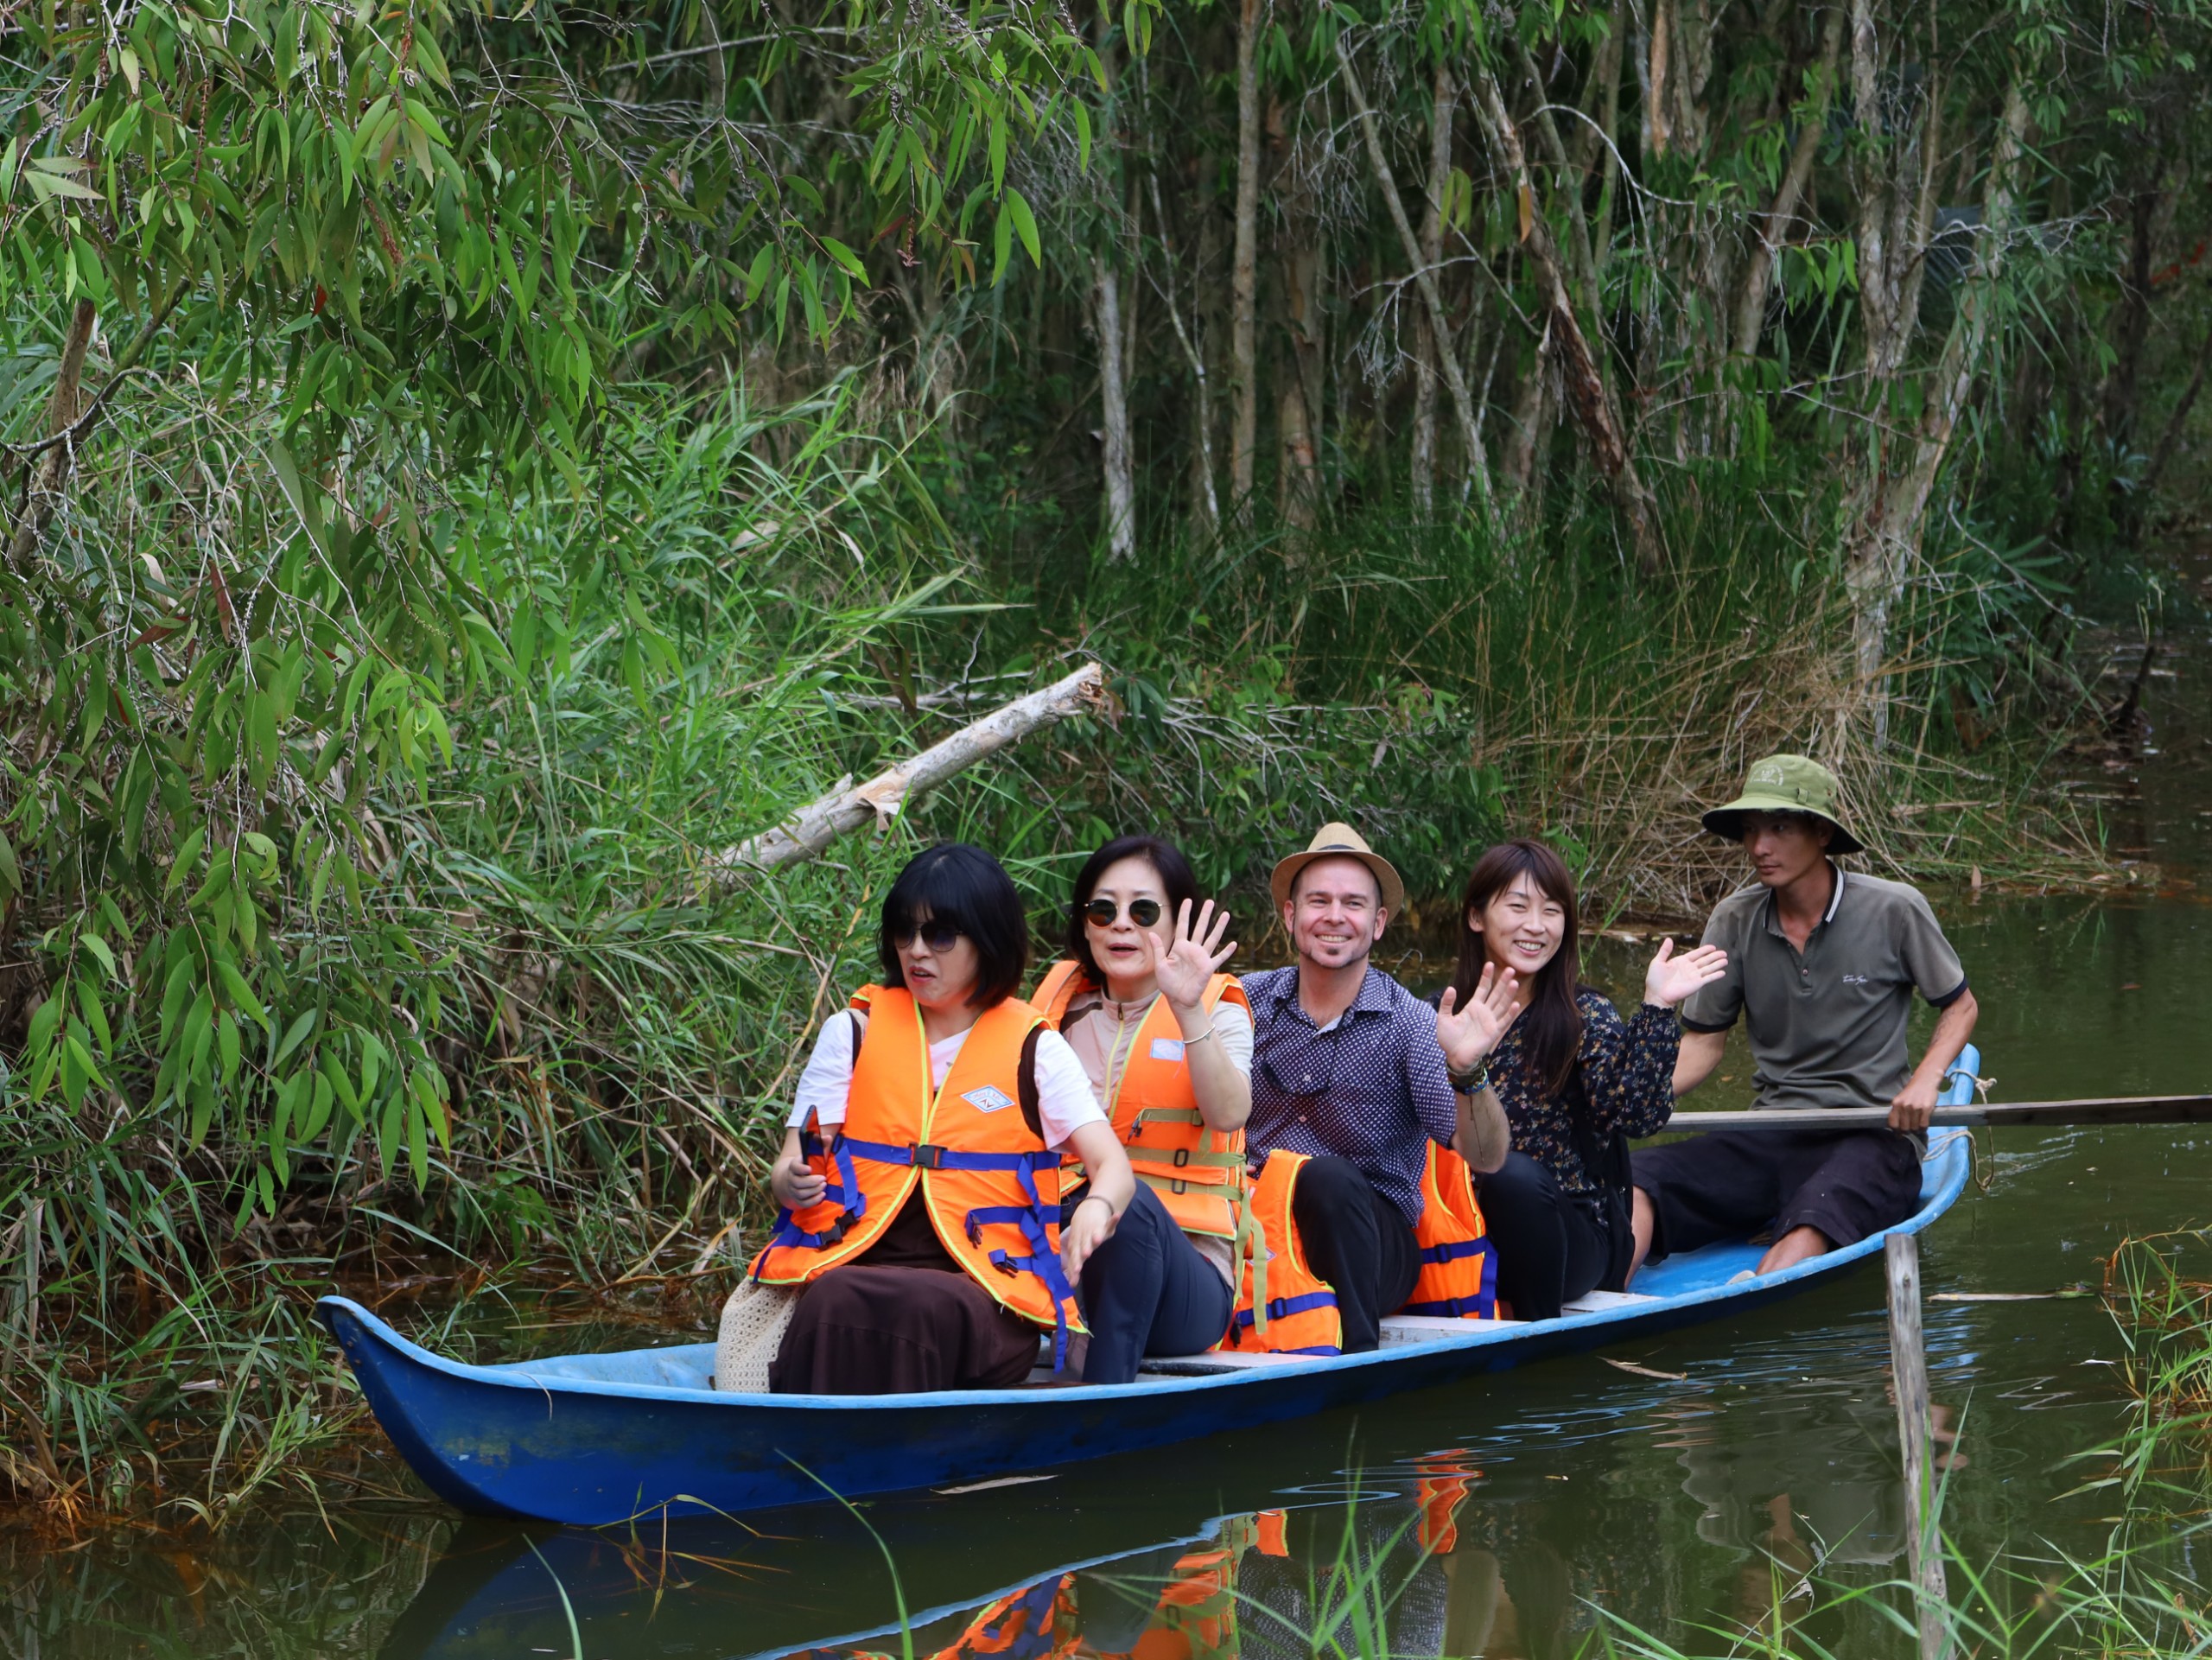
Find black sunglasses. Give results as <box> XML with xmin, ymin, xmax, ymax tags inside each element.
<box><xmin>892</xmin><ymin>919</ymin><xmax>963</xmax><ymax>953</ymax></box>
<box><xmin>1081</xmin><ymin>897</ymin><xmax>1163</xmax><ymax>928</ymax></box>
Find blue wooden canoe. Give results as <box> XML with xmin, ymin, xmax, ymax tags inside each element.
<box><xmin>321</xmin><ymin>1054</ymin><xmax>1978</xmax><ymax>1526</ymax></box>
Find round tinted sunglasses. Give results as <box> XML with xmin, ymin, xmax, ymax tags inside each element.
<box><xmin>1081</xmin><ymin>897</ymin><xmax>1163</xmax><ymax>928</ymax></box>
<box><xmin>891</xmin><ymin>919</ymin><xmax>963</xmax><ymax>952</ymax></box>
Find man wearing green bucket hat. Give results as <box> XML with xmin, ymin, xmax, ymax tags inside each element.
<box><xmin>1627</xmin><ymin>754</ymin><xmax>1980</xmax><ymax>1282</ymax></box>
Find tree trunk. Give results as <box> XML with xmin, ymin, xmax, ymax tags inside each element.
<box><xmin>1503</xmin><ymin>323</ymin><xmax>1556</xmax><ymax>496</ymax></box>
<box><xmin>1409</xmin><ymin>61</ymin><xmax>1455</xmax><ymax>518</ymax></box>
<box><xmin>1285</xmin><ymin>241</ymin><xmax>1326</xmax><ymax>502</ymax></box>
<box><xmin>1846</xmin><ymin>75</ymin><xmax>2030</xmax><ymax>716</ymax></box>
<box><xmin>1337</xmin><ymin>38</ymin><xmax>1491</xmax><ymax>514</ymax></box>
<box><xmin>1277</xmin><ymin>372</ymin><xmax>1317</xmax><ymax>544</ymax></box>
<box><xmin>2144</xmin><ymin>323</ymin><xmax>2210</xmax><ymax>499</ymax></box>
<box><xmin>1731</xmin><ymin>8</ymin><xmax>1845</xmax><ymax>359</ymax></box>
<box><xmin>1094</xmin><ymin>260</ymin><xmax>1136</xmax><ymax>561</ymax></box>
<box><xmin>2102</xmin><ymin>166</ymin><xmax>2166</xmax><ymax>451</ymax></box>
<box><xmin>1148</xmin><ymin>171</ymin><xmax>1221</xmax><ymax>539</ymax></box>
<box><xmin>1469</xmin><ymin>64</ymin><xmax>1662</xmax><ymax>574</ymax></box>
<box><xmin>6</xmin><ymin>298</ymin><xmax>99</xmax><ymax>572</ymax></box>
<box><xmin>1229</xmin><ymin>0</ymin><xmax>1262</xmax><ymax>515</ymax></box>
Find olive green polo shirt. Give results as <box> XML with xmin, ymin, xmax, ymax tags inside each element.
<box><xmin>1680</xmin><ymin>864</ymin><xmax>1968</xmax><ymax>1110</ymax></box>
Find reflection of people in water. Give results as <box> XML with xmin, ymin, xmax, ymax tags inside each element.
<box><xmin>1656</xmin><ymin>1385</ymin><xmax>1967</xmax><ymax>1638</ymax></box>
<box><xmin>781</xmin><ymin>1521</ymin><xmax>1268</xmax><ymax>1660</ymax></box>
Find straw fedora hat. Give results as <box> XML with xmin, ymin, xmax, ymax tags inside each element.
<box><xmin>1269</xmin><ymin>823</ymin><xmax>1405</xmax><ymax>915</ymax></box>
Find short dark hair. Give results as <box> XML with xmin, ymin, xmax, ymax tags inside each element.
<box><xmin>1064</xmin><ymin>836</ymin><xmax>1201</xmax><ymax>984</ymax></box>
<box><xmin>878</xmin><ymin>843</ymin><xmax>1030</xmax><ymax>1008</ymax></box>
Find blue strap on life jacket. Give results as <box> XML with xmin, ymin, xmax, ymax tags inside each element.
<box><xmin>813</xmin><ymin>1138</ymin><xmax>1080</xmax><ymax>1370</ymax></box>
<box><xmin>753</xmin><ymin>1130</ymin><xmax>870</xmax><ymax>1277</ymax></box>
<box><xmin>1402</xmin><ymin>1294</ymin><xmax>1495</xmax><ymax>1317</ymax></box>
<box><xmin>969</xmin><ymin>1151</ymin><xmax>1079</xmax><ymax>1371</ymax></box>
<box><xmin>1404</xmin><ymin>1237</ymin><xmax>1497</xmax><ymax>1318</ymax></box>
<box><xmin>1233</xmin><ymin>1290</ymin><xmax>1338</xmax><ymax>1326</ymax></box>
<box><xmin>1419</xmin><ymin>1237</ymin><xmax>1490</xmax><ymax>1265</ymax></box>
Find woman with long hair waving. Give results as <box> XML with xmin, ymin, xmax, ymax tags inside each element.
<box><xmin>1435</xmin><ymin>841</ymin><xmax>1725</xmax><ymax>1319</ymax></box>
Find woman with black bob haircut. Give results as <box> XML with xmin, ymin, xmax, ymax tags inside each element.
<box><xmin>878</xmin><ymin>839</ymin><xmax>1033</xmax><ymax>1008</ymax></box>
<box><xmin>1438</xmin><ymin>839</ymin><xmax>1725</xmax><ymax>1319</ymax></box>
<box><xmin>753</xmin><ymin>842</ymin><xmax>1136</xmax><ymax>1393</ymax></box>
<box><xmin>1030</xmin><ymin>834</ymin><xmax>1249</xmax><ymax>1383</ymax></box>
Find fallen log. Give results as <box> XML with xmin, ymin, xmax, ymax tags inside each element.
<box><xmin>704</xmin><ymin>661</ymin><xmax>1106</xmax><ymax>887</ymax></box>
<box><xmin>1657</xmin><ymin>1094</ymin><xmax>2212</xmax><ymax>1134</ymax></box>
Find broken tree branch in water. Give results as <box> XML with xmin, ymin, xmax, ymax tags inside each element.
<box><xmin>705</xmin><ymin>660</ymin><xmax>1107</xmax><ymax>887</ymax></box>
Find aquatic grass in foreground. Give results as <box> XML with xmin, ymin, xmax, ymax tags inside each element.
<box><xmin>1577</xmin><ymin>1231</ymin><xmax>2212</xmax><ymax>1659</ymax></box>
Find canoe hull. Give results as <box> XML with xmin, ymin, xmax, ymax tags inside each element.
<box><xmin>325</xmin><ymin>1261</ymin><xmax>1883</xmax><ymax>1523</ymax></box>
<box><xmin>325</xmin><ymin>1084</ymin><xmax>1976</xmax><ymax>1526</ymax></box>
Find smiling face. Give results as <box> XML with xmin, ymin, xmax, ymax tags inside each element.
<box><xmin>1084</xmin><ymin>854</ymin><xmax>1168</xmax><ymax>991</ymax></box>
<box><xmin>1740</xmin><ymin>811</ymin><xmax>1834</xmax><ymax>890</ymax></box>
<box><xmin>895</xmin><ymin>913</ymin><xmax>983</xmax><ymax>1012</ymax></box>
<box><xmin>1470</xmin><ymin>870</ymin><xmax>1567</xmax><ymax>981</ymax></box>
<box><xmin>1283</xmin><ymin>855</ymin><xmax>1388</xmax><ymax>971</ymax></box>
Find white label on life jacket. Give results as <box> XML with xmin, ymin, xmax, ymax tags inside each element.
<box><xmin>1150</xmin><ymin>1038</ymin><xmax>1186</xmax><ymax>1062</ymax></box>
<box><xmin>962</xmin><ymin>1086</ymin><xmax>1016</xmax><ymax>1114</ymax></box>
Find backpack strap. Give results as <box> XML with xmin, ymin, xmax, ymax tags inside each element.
<box><xmin>1018</xmin><ymin>1023</ymin><xmax>1044</xmax><ymax>1142</ymax></box>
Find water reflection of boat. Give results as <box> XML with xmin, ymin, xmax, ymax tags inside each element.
<box><xmin>378</xmin><ymin>1485</ymin><xmax>1478</xmax><ymax>1660</ymax></box>
<box><xmin>325</xmin><ymin>1065</ymin><xmax>1976</xmax><ymax>1527</ymax></box>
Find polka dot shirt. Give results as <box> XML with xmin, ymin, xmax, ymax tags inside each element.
<box><xmin>1241</xmin><ymin>965</ymin><xmax>1461</xmax><ymax>1227</ymax></box>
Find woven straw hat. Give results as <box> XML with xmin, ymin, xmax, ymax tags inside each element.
<box><xmin>1269</xmin><ymin>823</ymin><xmax>1405</xmax><ymax>915</ymax></box>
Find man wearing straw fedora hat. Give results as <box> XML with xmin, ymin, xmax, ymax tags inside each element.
<box><xmin>1628</xmin><ymin>754</ymin><xmax>1980</xmax><ymax>1282</ymax></box>
<box><xmin>1241</xmin><ymin>824</ymin><xmax>1515</xmax><ymax>1352</ymax></box>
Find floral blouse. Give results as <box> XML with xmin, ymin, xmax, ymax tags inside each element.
<box><xmin>1487</xmin><ymin>989</ymin><xmax>1679</xmax><ymax>1195</ymax></box>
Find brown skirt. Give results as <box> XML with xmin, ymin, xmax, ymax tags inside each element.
<box><xmin>766</xmin><ymin>1203</ymin><xmax>1043</xmax><ymax>1396</ymax></box>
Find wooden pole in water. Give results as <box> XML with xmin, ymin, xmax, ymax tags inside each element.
<box><xmin>1885</xmin><ymin>1232</ymin><xmax>1950</xmax><ymax>1660</ymax></box>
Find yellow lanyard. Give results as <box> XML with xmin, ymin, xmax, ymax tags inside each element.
<box><xmin>1101</xmin><ymin>995</ymin><xmax>1154</xmax><ymax>1126</ymax></box>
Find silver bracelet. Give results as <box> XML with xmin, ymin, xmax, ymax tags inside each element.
<box><xmin>1180</xmin><ymin>1025</ymin><xmax>1218</xmax><ymax>1047</ymax></box>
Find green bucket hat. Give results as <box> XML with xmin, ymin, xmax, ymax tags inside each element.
<box><xmin>1700</xmin><ymin>754</ymin><xmax>1864</xmax><ymax>855</ymax></box>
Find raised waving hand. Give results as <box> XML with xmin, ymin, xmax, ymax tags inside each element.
<box><xmin>1643</xmin><ymin>938</ymin><xmax>1728</xmax><ymax>1009</ymax></box>
<box><xmin>1435</xmin><ymin>961</ymin><xmax>1522</xmax><ymax>1077</ymax></box>
<box><xmin>1141</xmin><ymin>899</ymin><xmax>1237</xmax><ymax>1012</ymax></box>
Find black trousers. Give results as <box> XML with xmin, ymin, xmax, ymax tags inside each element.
<box><xmin>1287</xmin><ymin>1156</ymin><xmax>1421</xmax><ymax>1353</ymax></box>
<box><xmin>1072</xmin><ymin>1183</ymin><xmax>1235</xmax><ymax>1384</ymax></box>
<box><xmin>1475</xmin><ymin>1151</ymin><xmax>1608</xmax><ymax>1322</ymax></box>
<box><xmin>1630</xmin><ymin>1127</ymin><xmax>1924</xmax><ymax>1263</ymax></box>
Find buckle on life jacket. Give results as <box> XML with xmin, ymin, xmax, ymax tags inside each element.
<box><xmin>911</xmin><ymin>1142</ymin><xmax>950</xmax><ymax>1169</ymax></box>
<box><xmin>1173</xmin><ymin>1148</ymin><xmax>1191</xmax><ymax>1167</ymax></box>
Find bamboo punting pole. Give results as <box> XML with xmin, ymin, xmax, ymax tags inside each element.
<box><xmin>1658</xmin><ymin>1094</ymin><xmax>2212</xmax><ymax>1133</ymax></box>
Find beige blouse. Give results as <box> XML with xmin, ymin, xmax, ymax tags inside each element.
<box><xmin>1059</xmin><ymin>989</ymin><xmax>1254</xmax><ymax>1289</ymax></box>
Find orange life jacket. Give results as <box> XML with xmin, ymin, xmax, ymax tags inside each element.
<box><xmin>1103</xmin><ymin>1533</ymin><xmax>1245</xmax><ymax>1660</ymax></box>
<box><xmin>1220</xmin><ymin>1150</ymin><xmax>1341</xmax><ymax>1354</ymax></box>
<box><xmin>1403</xmin><ymin>1143</ymin><xmax>1497</xmax><ymax>1320</ymax></box>
<box><xmin>1414</xmin><ymin>1452</ymin><xmax>1480</xmax><ymax>1554</ymax></box>
<box><xmin>748</xmin><ymin>987</ymin><xmax>1081</xmax><ymax>1360</ymax></box>
<box><xmin>1031</xmin><ymin>962</ymin><xmax>1254</xmax><ymax>1240</ymax></box>
<box><xmin>945</xmin><ymin>1574</ymin><xmax>1078</xmax><ymax>1660</ymax></box>
<box><xmin>1253</xmin><ymin>1508</ymin><xmax>1290</xmax><ymax>1557</ymax></box>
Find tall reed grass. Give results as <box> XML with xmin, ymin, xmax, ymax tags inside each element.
<box><xmin>0</xmin><ymin>381</ymin><xmax>2116</xmax><ymax>1530</ymax></box>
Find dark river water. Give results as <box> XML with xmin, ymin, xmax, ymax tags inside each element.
<box><xmin>11</xmin><ymin>603</ymin><xmax>2212</xmax><ymax>1657</ymax></box>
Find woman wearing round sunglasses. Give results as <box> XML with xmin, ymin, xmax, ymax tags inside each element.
<box><xmin>755</xmin><ymin>843</ymin><xmax>1136</xmax><ymax>1394</ymax></box>
<box><xmin>1031</xmin><ymin>835</ymin><xmax>1249</xmax><ymax>1383</ymax></box>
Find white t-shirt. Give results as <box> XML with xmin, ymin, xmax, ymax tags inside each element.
<box><xmin>788</xmin><ymin>1011</ymin><xmax>1105</xmax><ymax>1153</ymax></box>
